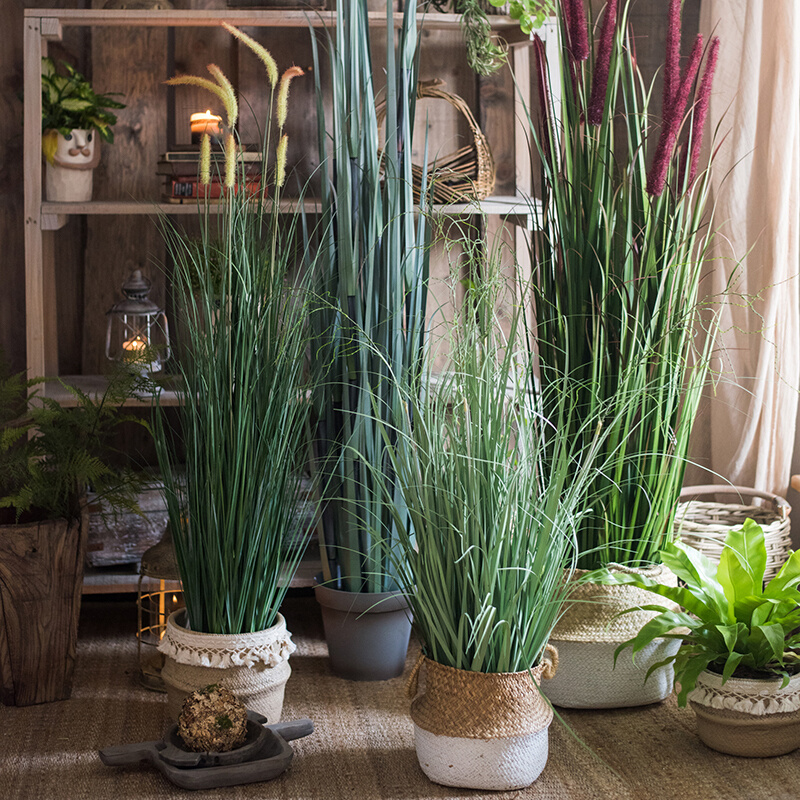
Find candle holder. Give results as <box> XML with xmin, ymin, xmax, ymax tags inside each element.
<box><xmin>137</xmin><ymin>525</ymin><xmax>184</xmax><ymax>692</ymax></box>
<box><xmin>105</xmin><ymin>270</ymin><xmax>170</xmax><ymax>376</ymax></box>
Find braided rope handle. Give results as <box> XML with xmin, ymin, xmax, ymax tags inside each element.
<box><xmin>679</xmin><ymin>485</ymin><xmax>791</xmax><ymax>521</ymax></box>
<box><xmin>541</xmin><ymin>644</ymin><xmax>558</xmax><ymax>680</ymax></box>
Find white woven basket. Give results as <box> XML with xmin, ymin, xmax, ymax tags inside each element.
<box><xmin>675</xmin><ymin>485</ymin><xmax>792</xmax><ymax>583</ymax></box>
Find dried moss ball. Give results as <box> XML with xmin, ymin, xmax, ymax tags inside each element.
<box><xmin>177</xmin><ymin>684</ymin><xmax>248</xmax><ymax>752</ymax></box>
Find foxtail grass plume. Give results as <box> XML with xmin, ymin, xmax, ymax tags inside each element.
<box><xmin>222</xmin><ymin>22</ymin><xmax>278</xmax><ymax>89</ymax></box>
<box><xmin>587</xmin><ymin>0</ymin><xmax>618</xmax><ymax>125</ymax></box>
<box><xmin>165</xmin><ymin>70</ymin><xmax>237</xmax><ymax>131</ymax></box>
<box><xmin>663</xmin><ymin>0</ymin><xmax>682</xmax><ymax>117</ymax></box>
<box><xmin>207</xmin><ymin>64</ymin><xmax>238</xmax><ymax>130</ymax></box>
<box><xmin>276</xmin><ymin>134</ymin><xmax>288</xmax><ymax>188</ymax></box>
<box><xmin>685</xmin><ymin>36</ymin><xmax>720</xmax><ymax>187</ymax></box>
<box><xmin>277</xmin><ymin>66</ymin><xmax>304</xmax><ymax>130</ymax></box>
<box><xmin>200</xmin><ymin>133</ymin><xmax>211</xmax><ymax>185</ymax></box>
<box><xmin>224</xmin><ymin>133</ymin><xmax>236</xmax><ymax>188</ymax></box>
<box><xmin>646</xmin><ymin>34</ymin><xmax>703</xmax><ymax>196</ymax></box>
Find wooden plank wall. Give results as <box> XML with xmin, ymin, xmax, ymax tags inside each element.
<box><xmin>1</xmin><ymin>0</ymin><xmax>697</xmax><ymax>380</ymax></box>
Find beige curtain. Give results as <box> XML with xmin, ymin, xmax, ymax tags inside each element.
<box><xmin>692</xmin><ymin>0</ymin><xmax>800</xmax><ymax>496</ymax></box>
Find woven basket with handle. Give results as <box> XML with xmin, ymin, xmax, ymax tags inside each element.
<box><xmin>376</xmin><ymin>79</ymin><xmax>495</xmax><ymax>205</ymax></box>
<box><xmin>674</xmin><ymin>485</ymin><xmax>792</xmax><ymax>582</ymax></box>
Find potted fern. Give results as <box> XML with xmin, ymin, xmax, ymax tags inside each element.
<box><xmin>152</xmin><ymin>25</ymin><xmax>318</xmax><ymax>721</ymax></box>
<box><xmin>307</xmin><ymin>0</ymin><xmax>431</xmax><ymax>681</ymax></box>
<box><xmin>527</xmin><ymin>0</ymin><xmax>722</xmax><ymax>708</ymax></box>
<box><xmin>0</xmin><ymin>362</ymin><xmax>142</xmax><ymax>705</ymax></box>
<box><xmin>41</xmin><ymin>57</ymin><xmax>125</xmax><ymax>202</ymax></box>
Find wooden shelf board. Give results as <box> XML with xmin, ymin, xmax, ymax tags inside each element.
<box><xmin>41</xmin><ymin>195</ymin><xmax>540</xmax><ymax>229</ymax></box>
<box><xmin>24</xmin><ymin>9</ymin><xmax>530</xmax><ymax>43</ymax></box>
<box><xmin>82</xmin><ymin>558</ymin><xmax>322</xmax><ymax>595</ymax></box>
<box><xmin>40</xmin><ymin>374</ymin><xmax>182</xmax><ymax>407</ymax></box>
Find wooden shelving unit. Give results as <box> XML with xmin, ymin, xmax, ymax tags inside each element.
<box><xmin>23</xmin><ymin>7</ymin><xmax>558</xmax><ymax>589</ymax></box>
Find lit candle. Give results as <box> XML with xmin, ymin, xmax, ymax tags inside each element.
<box><xmin>122</xmin><ymin>335</ymin><xmax>147</xmax><ymax>352</ymax></box>
<box><xmin>190</xmin><ymin>110</ymin><xmax>223</xmax><ymax>144</ymax></box>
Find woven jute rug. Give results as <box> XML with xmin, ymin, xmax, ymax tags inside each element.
<box><xmin>1</xmin><ymin>594</ymin><xmax>799</xmax><ymax>800</ymax></box>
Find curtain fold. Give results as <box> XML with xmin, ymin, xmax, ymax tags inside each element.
<box><xmin>692</xmin><ymin>0</ymin><xmax>800</xmax><ymax>496</ymax></box>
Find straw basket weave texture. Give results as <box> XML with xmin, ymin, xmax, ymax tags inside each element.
<box><xmin>675</xmin><ymin>485</ymin><xmax>792</xmax><ymax>583</ymax></box>
<box><xmin>543</xmin><ymin>565</ymin><xmax>681</xmax><ymax>709</ymax></box>
<box><xmin>406</xmin><ymin>649</ymin><xmax>557</xmax><ymax>789</ymax></box>
<box><xmin>376</xmin><ymin>79</ymin><xmax>495</xmax><ymax>205</ymax></box>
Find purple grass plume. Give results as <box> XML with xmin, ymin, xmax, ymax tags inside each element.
<box><xmin>587</xmin><ymin>0</ymin><xmax>619</xmax><ymax>125</ymax></box>
<box><xmin>565</xmin><ymin>0</ymin><xmax>590</xmax><ymax>62</ymax></box>
<box><xmin>663</xmin><ymin>0</ymin><xmax>682</xmax><ymax>117</ymax></box>
<box><xmin>685</xmin><ymin>36</ymin><xmax>720</xmax><ymax>187</ymax></box>
<box><xmin>647</xmin><ymin>34</ymin><xmax>703</xmax><ymax>197</ymax></box>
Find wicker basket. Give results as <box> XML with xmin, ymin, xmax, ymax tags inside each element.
<box><xmin>674</xmin><ymin>485</ymin><xmax>792</xmax><ymax>582</ymax></box>
<box><xmin>376</xmin><ymin>79</ymin><xmax>495</xmax><ymax>205</ymax></box>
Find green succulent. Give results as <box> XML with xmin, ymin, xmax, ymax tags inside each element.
<box><xmin>41</xmin><ymin>57</ymin><xmax>125</xmax><ymax>162</ymax></box>
<box><xmin>591</xmin><ymin>519</ymin><xmax>800</xmax><ymax>705</ymax></box>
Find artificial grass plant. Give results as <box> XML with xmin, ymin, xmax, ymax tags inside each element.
<box><xmin>152</xmin><ymin>25</ymin><xmax>317</xmax><ymax>635</ymax></box>
<box><xmin>375</xmin><ymin>247</ymin><xmax>610</xmax><ymax>673</ymax></box>
<box><xmin>308</xmin><ymin>0</ymin><xmax>431</xmax><ymax>594</ymax></box>
<box><xmin>527</xmin><ymin>0</ymin><xmax>721</xmax><ymax>570</ymax></box>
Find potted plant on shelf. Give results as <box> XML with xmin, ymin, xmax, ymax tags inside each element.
<box><xmin>593</xmin><ymin>519</ymin><xmax>800</xmax><ymax>757</ymax></box>
<box><xmin>527</xmin><ymin>0</ymin><xmax>722</xmax><ymax>708</ymax></box>
<box><xmin>307</xmin><ymin>0</ymin><xmax>431</xmax><ymax>681</ymax></box>
<box><xmin>152</xmin><ymin>24</ymin><xmax>319</xmax><ymax>721</ymax></box>
<box><xmin>41</xmin><ymin>56</ymin><xmax>125</xmax><ymax>202</ymax></box>
<box><xmin>377</xmin><ymin>252</ymin><xmax>608</xmax><ymax>790</ymax></box>
<box><xmin>0</xmin><ymin>360</ymin><xmax>143</xmax><ymax>706</ymax></box>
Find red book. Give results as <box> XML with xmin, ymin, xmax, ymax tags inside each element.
<box><xmin>166</xmin><ymin>177</ymin><xmax>264</xmax><ymax>201</ymax></box>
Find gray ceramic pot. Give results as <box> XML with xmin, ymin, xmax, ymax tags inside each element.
<box><xmin>313</xmin><ymin>578</ymin><xmax>412</xmax><ymax>681</ymax></box>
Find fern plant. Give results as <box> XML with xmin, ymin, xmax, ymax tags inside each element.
<box><xmin>0</xmin><ymin>358</ymin><xmax>145</xmax><ymax>525</ymax></box>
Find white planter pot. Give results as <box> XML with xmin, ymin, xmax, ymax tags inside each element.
<box><xmin>408</xmin><ymin>648</ymin><xmax>557</xmax><ymax>790</ymax></box>
<box><xmin>159</xmin><ymin>609</ymin><xmax>296</xmax><ymax>723</ymax></box>
<box><xmin>689</xmin><ymin>669</ymin><xmax>800</xmax><ymax>757</ymax></box>
<box><xmin>542</xmin><ymin>565</ymin><xmax>680</xmax><ymax>709</ymax></box>
<box><xmin>44</xmin><ymin>129</ymin><xmax>99</xmax><ymax>202</ymax></box>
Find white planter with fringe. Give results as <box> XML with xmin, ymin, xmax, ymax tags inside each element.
<box><xmin>159</xmin><ymin>609</ymin><xmax>295</xmax><ymax>723</ymax></box>
<box><xmin>688</xmin><ymin>670</ymin><xmax>800</xmax><ymax>756</ymax></box>
<box><xmin>407</xmin><ymin>647</ymin><xmax>558</xmax><ymax>790</ymax></box>
<box><xmin>543</xmin><ymin>565</ymin><xmax>680</xmax><ymax>709</ymax></box>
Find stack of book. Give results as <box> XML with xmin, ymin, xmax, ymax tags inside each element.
<box><xmin>157</xmin><ymin>150</ymin><xmax>264</xmax><ymax>203</ymax></box>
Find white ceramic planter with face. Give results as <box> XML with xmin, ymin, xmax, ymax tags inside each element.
<box><xmin>45</xmin><ymin>129</ymin><xmax>100</xmax><ymax>202</ymax></box>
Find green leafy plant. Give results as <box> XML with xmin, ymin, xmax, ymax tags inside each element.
<box><xmin>526</xmin><ymin>0</ymin><xmax>721</xmax><ymax>569</ymax></box>
<box><xmin>0</xmin><ymin>358</ymin><xmax>144</xmax><ymax>525</ymax></box>
<box><xmin>307</xmin><ymin>0</ymin><xmax>431</xmax><ymax>594</ymax></box>
<box><xmin>41</xmin><ymin>57</ymin><xmax>125</xmax><ymax>163</ymax></box>
<box><xmin>591</xmin><ymin>519</ymin><xmax>800</xmax><ymax>705</ymax></box>
<box><xmin>373</xmin><ymin>246</ymin><xmax>609</xmax><ymax>673</ymax></box>
<box><xmin>428</xmin><ymin>1</ymin><xmax>553</xmax><ymax>75</ymax></box>
<box><xmin>153</xmin><ymin>26</ymin><xmax>319</xmax><ymax>635</ymax></box>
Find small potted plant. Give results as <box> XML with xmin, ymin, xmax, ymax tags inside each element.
<box><xmin>0</xmin><ymin>360</ymin><xmax>143</xmax><ymax>705</ymax></box>
<box><xmin>41</xmin><ymin>56</ymin><xmax>125</xmax><ymax>202</ymax></box>
<box><xmin>375</xmin><ymin>254</ymin><xmax>608</xmax><ymax>790</ymax></box>
<box><xmin>593</xmin><ymin>519</ymin><xmax>800</xmax><ymax>757</ymax></box>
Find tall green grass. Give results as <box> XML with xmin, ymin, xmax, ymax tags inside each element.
<box><xmin>308</xmin><ymin>0</ymin><xmax>431</xmax><ymax>593</ymax></box>
<box><xmin>153</xmin><ymin>38</ymin><xmax>318</xmax><ymax>635</ymax></box>
<box><xmin>375</xmin><ymin>248</ymin><xmax>609</xmax><ymax>673</ymax></box>
<box><xmin>526</xmin><ymin>0</ymin><xmax>719</xmax><ymax>569</ymax></box>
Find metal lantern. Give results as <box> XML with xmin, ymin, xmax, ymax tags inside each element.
<box><xmin>105</xmin><ymin>269</ymin><xmax>170</xmax><ymax>375</ymax></box>
<box><xmin>137</xmin><ymin>525</ymin><xmax>183</xmax><ymax>692</ymax></box>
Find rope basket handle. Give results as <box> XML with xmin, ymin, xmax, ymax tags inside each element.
<box><xmin>540</xmin><ymin>644</ymin><xmax>558</xmax><ymax>681</ymax></box>
<box><xmin>678</xmin><ymin>485</ymin><xmax>790</xmax><ymax>521</ymax></box>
